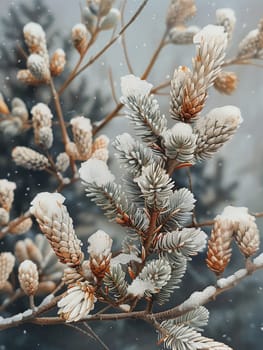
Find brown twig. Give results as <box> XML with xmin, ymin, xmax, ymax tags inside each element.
<box><xmin>187</xmin><ymin>219</ymin><xmax>215</xmax><ymax>228</ymax></box>
<box><xmin>1</xmin><ymin>259</ymin><xmax>262</xmax><ymax>330</ymax></box>
<box><xmin>108</xmin><ymin>67</ymin><xmax>118</xmax><ymax>105</ymax></box>
<box><xmin>83</xmin><ymin>323</ymin><xmax>110</xmax><ymax>350</ymax></box>
<box><xmin>58</xmin><ymin>28</ymin><xmax>100</xmax><ymax>95</ymax></box>
<box><xmin>141</xmin><ymin>29</ymin><xmax>169</xmax><ymax>80</ymax></box>
<box><xmin>0</xmin><ymin>289</ymin><xmax>24</xmax><ymax>312</ymax></box>
<box><xmin>50</xmin><ymin>78</ymin><xmax>69</xmax><ymax>146</ymax></box>
<box><xmin>223</xmin><ymin>57</ymin><xmax>263</xmax><ymax>68</ymax></box>
<box><xmin>120</xmin><ymin>0</ymin><xmax>134</xmax><ymax>74</ymax></box>
<box><xmin>0</xmin><ymin>210</ymin><xmax>31</xmax><ymax>239</ymax></box>
<box><xmin>144</xmin><ymin>210</ymin><xmax>159</xmax><ymax>255</ymax></box>
<box><xmin>93</xmin><ymin>102</ymin><xmax>123</xmax><ymax>135</ymax></box>
<box><xmin>59</xmin><ymin>0</ymin><xmax>149</xmax><ymax>95</ymax></box>
<box><xmin>93</xmin><ymin>79</ymin><xmax>171</xmax><ymax>136</ymax></box>
<box><xmin>50</xmin><ymin>78</ymin><xmax>77</xmax><ymax>176</ymax></box>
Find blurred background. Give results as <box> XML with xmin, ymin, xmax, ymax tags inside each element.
<box><xmin>0</xmin><ymin>0</ymin><xmax>262</xmax><ymax>349</ymax></box>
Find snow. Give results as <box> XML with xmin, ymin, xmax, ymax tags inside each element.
<box><xmin>110</xmin><ymin>253</ymin><xmax>142</xmax><ymax>266</ymax></box>
<box><xmin>54</xmin><ymin>48</ymin><xmax>65</xmax><ymax>56</ymax></box>
<box><xmin>79</xmin><ymin>159</ymin><xmax>115</xmax><ymax>186</ymax></box>
<box><xmin>0</xmin><ymin>309</ymin><xmax>33</xmax><ymax>326</ymax></box>
<box><xmin>19</xmin><ymin>259</ymin><xmax>37</xmax><ymax>273</ymax></box>
<box><xmin>253</xmin><ymin>253</ymin><xmax>263</xmax><ymax>266</ymax></box>
<box><xmin>87</xmin><ymin>230</ymin><xmax>112</xmax><ymax>257</ymax></box>
<box><xmin>169</xmin><ymin>122</ymin><xmax>194</xmax><ymax>138</ymax></box>
<box><xmin>31</xmin><ymin>103</ymin><xmax>53</xmax><ymax>120</ymax></box>
<box><xmin>219</xmin><ymin>206</ymin><xmax>249</xmax><ymax>225</ymax></box>
<box><xmin>206</xmin><ymin>106</ymin><xmax>243</xmax><ymax>127</ymax></box>
<box><xmin>217</xmin><ymin>269</ymin><xmax>247</xmax><ymax>289</ymax></box>
<box><xmin>23</xmin><ymin>22</ymin><xmax>45</xmax><ymax>40</ymax></box>
<box><xmin>243</xmin><ymin>29</ymin><xmax>259</xmax><ymax>42</ymax></box>
<box><xmin>119</xmin><ymin>304</ymin><xmax>131</xmax><ymax>312</ymax></box>
<box><xmin>193</xmin><ymin>25</ymin><xmax>227</xmax><ymax>47</ymax></box>
<box><xmin>30</xmin><ymin>192</ymin><xmax>65</xmax><ymax>219</ymax></box>
<box><xmin>234</xmin><ymin>268</ymin><xmax>247</xmax><ymax>279</ymax></box>
<box><xmin>38</xmin><ymin>294</ymin><xmax>54</xmax><ymax>308</ymax></box>
<box><xmin>127</xmin><ymin>279</ymin><xmax>155</xmax><ymax>297</ymax></box>
<box><xmin>114</xmin><ymin>133</ymin><xmax>135</xmax><ymax>152</ymax></box>
<box><xmin>70</xmin><ymin>116</ymin><xmax>92</xmax><ymax>132</ymax></box>
<box><xmin>178</xmin><ymin>286</ymin><xmax>216</xmax><ymax>311</ymax></box>
<box><xmin>27</xmin><ymin>54</ymin><xmax>46</xmax><ymax>69</ymax></box>
<box><xmin>71</xmin><ymin>23</ymin><xmax>88</xmax><ymax>37</ymax></box>
<box><xmin>22</xmin><ymin>309</ymin><xmax>33</xmax><ymax>317</ymax></box>
<box><xmin>0</xmin><ymin>179</ymin><xmax>16</xmax><ymax>191</ymax></box>
<box><xmin>216</xmin><ymin>8</ymin><xmax>236</xmax><ymax>27</ymax></box>
<box><xmin>193</xmin><ymin>229</ymin><xmax>208</xmax><ymax>252</ymax></box>
<box><xmin>120</xmin><ymin>74</ymin><xmax>153</xmax><ymax>99</ymax></box>
<box><xmin>12</xmin><ymin>313</ymin><xmax>23</xmax><ymax>322</ymax></box>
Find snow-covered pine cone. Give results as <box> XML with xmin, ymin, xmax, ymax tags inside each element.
<box><xmin>235</xmin><ymin>215</ymin><xmax>260</xmax><ymax>258</ymax></box>
<box><xmin>12</xmin><ymin>147</ymin><xmax>50</xmax><ymax>170</ymax></box>
<box><xmin>88</xmin><ymin>230</ymin><xmax>112</xmax><ymax>279</ymax></box>
<box><xmin>206</xmin><ymin>218</ymin><xmax>233</xmax><ymax>275</ymax></box>
<box><xmin>0</xmin><ymin>179</ymin><xmax>16</xmax><ymax>211</ymax></box>
<box><xmin>30</xmin><ymin>192</ymin><xmax>84</xmax><ymax>267</ymax></box>
<box><xmin>50</xmin><ymin>49</ymin><xmax>66</xmax><ymax>76</ymax></box>
<box><xmin>18</xmin><ymin>260</ymin><xmax>39</xmax><ymax>296</ymax></box>
<box><xmin>0</xmin><ymin>252</ymin><xmax>15</xmax><ymax>290</ymax></box>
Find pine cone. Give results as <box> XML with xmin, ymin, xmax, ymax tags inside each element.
<box><xmin>70</xmin><ymin>116</ymin><xmax>93</xmax><ymax>159</ymax></box>
<box><xmin>88</xmin><ymin>230</ymin><xmax>112</xmax><ymax>279</ymax></box>
<box><xmin>0</xmin><ymin>252</ymin><xmax>15</xmax><ymax>289</ymax></box>
<box><xmin>12</xmin><ymin>146</ymin><xmax>50</xmax><ymax>170</ymax></box>
<box><xmin>194</xmin><ymin>106</ymin><xmax>242</xmax><ymax>161</ymax></box>
<box><xmin>27</xmin><ymin>54</ymin><xmax>50</xmax><ymax>82</ymax></box>
<box><xmin>0</xmin><ymin>208</ymin><xmax>9</xmax><ymax>225</ymax></box>
<box><xmin>214</xmin><ymin>71</ymin><xmax>238</xmax><ymax>95</ymax></box>
<box><xmin>206</xmin><ymin>219</ymin><xmax>233</xmax><ymax>275</ymax></box>
<box><xmin>17</xmin><ymin>69</ymin><xmax>41</xmax><ymax>85</ymax></box>
<box><xmin>71</xmin><ymin>24</ymin><xmax>88</xmax><ymax>55</ymax></box>
<box><xmin>235</xmin><ymin>218</ymin><xmax>260</xmax><ymax>257</ymax></box>
<box><xmin>55</xmin><ymin>152</ymin><xmax>70</xmax><ymax>173</ymax></box>
<box><xmin>30</xmin><ymin>192</ymin><xmax>84</xmax><ymax>267</ymax></box>
<box><xmin>18</xmin><ymin>260</ymin><xmax>39</xmax><ymax>295</ymax></box>
<box><xmin>50</xmin><ymin>49</ymin><xmax>66</xmax><ymax>76</ymax></box>
<box><xmin>23</xmin><ymin>22</ymin><xmax>47</xmax><ymax>58</ymax></box>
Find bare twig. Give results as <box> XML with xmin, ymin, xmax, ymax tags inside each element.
<box><xmin>0</xmin><ymin>289</ymin><xmax>24</xmax><ymax>312</ymax></box>
<box><xmin>66</xmin><ymin>323</ymin><xmax>97</xmax><ymax>341</ymax></box>
<box><xmin>120</xmin><ymin>0</ymin><xmax>134</xmax><ymax>74</ymax></box>
<box><xmin>50</xmin><ymin>78</ymin><xmax>69</xmax><ymax>146</ymax></box>
<box><xmin>58</xmin><ymin>27</ymin><xmax>100</xmax><ymax>95</ymax></box>
<box><xmin>1</xmin><ymin>258</ymin><xmax>262</xmax><ymax>330</ymax></box>
<box><xmin>59</xmin><ymin>0</ymin><xmax>149</xmax><ymax>95</ymax></box>
<box><xmin>141</xmin><ymin>29</ymin><xmax>169</xmax><ymax>80</ymax></box>
<box><xmin>108</xmin><ymin>67</ymin><xmax>118</xmax><ymax>105</ymax></box>
<box><xmin>223</xmin><ymin>57</ymin><xmax>263</xmax><ymax>68</ymax></box>
<box><xmin>93</xmin><ymin>80</ymin><xmax>171</xmax><ymax>135</ymax></box>
<box><xmin>50</xmin><ymin>78</ymin><xmax>77</xmax><ymax>176</ymax></box>
<box><xmin>0</xmin><ymin>210</ymin><xmax>31</xmax><ymax>239</ymax></box>
<box><xmin>83</xmin><ymin>323</ymin><xmax>110</xmax><ymax>350</ymax></box>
